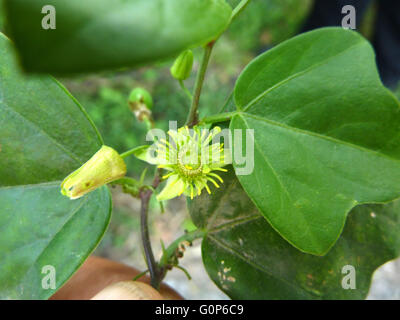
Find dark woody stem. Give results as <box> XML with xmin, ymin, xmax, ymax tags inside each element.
<box><xmin>139</xmin><ymin>169</ymin><xmax>163</xmax><ymax>289</ymax></box>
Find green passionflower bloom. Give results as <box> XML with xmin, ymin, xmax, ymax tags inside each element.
<box><xmin>138</xmin><ymin>126</ymin><xmax>231</xmax><ymax>201</ymax></box>
<box><xmin>61</xmin><ymin>145</ymin><xmax>127</xmax><ymax>200</ymax></box>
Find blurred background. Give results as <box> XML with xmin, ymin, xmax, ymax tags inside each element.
<box><xmin>2</xmin><ymin>0</ymin><xmax>400</xmax><ymax>299</ymax></box>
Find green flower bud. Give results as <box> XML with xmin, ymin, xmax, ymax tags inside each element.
<box><xmin>61</xmin><ymin>145</ymin><xmax>127</xmax><ymax>200</ymax></box>
<box><xmin>128</xmin><ymin>88</ymin><xmax>153</xmax><ymax>122</ymax></box>
<box><xmin>170</xmin><ymin>50</ymin><xmax>194</xmax><ymax>80</ymax></box>
<box><xmin>128</xmin><ymin>88</ymin><xmax>153</xmax><ymax>110</ymax></box>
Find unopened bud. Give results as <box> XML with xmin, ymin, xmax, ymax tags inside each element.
<box><xmin>170</xmin><ymin>50</ymin><xmax>194</xmax><ymax>80</ymax></box>
<box><xmin>61</xmin><ymin>146</ymin><xmax>127</xmax><ymax>199</ymax></box>
<box><xmin>128</xmin><ymin>88</ymin><xmax>153</xmax><ymax>122</ymax></box>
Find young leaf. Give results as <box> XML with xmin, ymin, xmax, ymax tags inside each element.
<box><xmin>3</xmin><ymin>0</ymin><xmax>232</xmax><ymax>74</ymax></box>
<box><xmin>231</xmin><ymin>27</ymin><xmax>400</xmax><ymax>255</ymax></box>
<box><xmin>188</xmin><ymin>169</ymin><xmax>400</xmax><ymax>299</ymax></box>
<box><xmin>0</xmin><ymin>33</ymin><xmax>111</xmax><ymax>299</ymax></box>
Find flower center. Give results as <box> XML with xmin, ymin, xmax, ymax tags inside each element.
<box><xmin>177</xmin><ymin>145</ymin><xmax>202</xmax><ymax>177</ymax></box>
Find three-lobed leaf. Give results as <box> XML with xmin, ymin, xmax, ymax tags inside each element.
<box><xmin>3</xmin><ymin>0</ymin><xmax>232</xmax><ymax>74</ymax></box>
<box><xmin>0</xmin><ymin>33</ymin><xmax>111</xmax><ymax>299</ymax></box>
<box><xmin>189</xmin><ymin>168</ymin><xmax>400</xmax><ymax>299</ymax></box>
<box><xmin>231</xmin><ymin>28</ymin><xmax>400</xmax><ymax>255</ymax></box>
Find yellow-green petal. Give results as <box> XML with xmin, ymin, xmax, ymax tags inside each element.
<box><xmin>156</xmin><ymin>174</ymin><xmax>186</xmax><ymax>201</ymax></box>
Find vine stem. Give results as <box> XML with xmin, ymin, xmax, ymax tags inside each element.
<box><xmin>139</xmin><ymin>169</ymin><xmax>163</xmax><ymax>289</ymax></box>
<box><xmin>231</xmin><ymin>0</ymin><xmax>251</xmax><ymax>21</ymax></box>
<box><xmin>120</xmin><ymin>146</ymin><xmax>143</xmax><ymax>159</ymax></box>
<box><xmin>179</xmin><ymin>79</ymin><xmax>193</xmax><ymax>101</ymax></box>
<box><xmin>159</xmin><ymin>228</ymin><xmax>207</xmax><ymax>268</ymax></box>
<box><xmin>185</xmin><ymin>41</ymin><xmax>215</xmax><ymax>128</ymax></box>
<box><xmin>184</xmin><ymin>0</ymin><xmax>251</xmax><ymax>128</ymax></box>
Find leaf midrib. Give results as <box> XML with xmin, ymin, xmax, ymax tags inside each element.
<box><xmin>237</xmin><ymin>115</ymin><xmax>325</xmax><ymax>251</ymax></box>
<box><xmin>238</xmin><ymin>112</ymin><xmax>400</xmax><ymax>165</ymax></box>
<box><xmin>207</xmin><ymin>214</ymin><xmax>260</xmax><ymax>233</ymax></box>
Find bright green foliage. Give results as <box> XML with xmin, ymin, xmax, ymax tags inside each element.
<box><xmin>1</xmin><ymin>0</ymin><xmax>400</xmax><ymax>301</ymax></box>
<box><xmin>0</xmin><ymin>33</ymin><xmax>111</xmax><ymax>299</ymax></box>
<box><xmin>3</xmin><ymin>0</ymin><xmax>232</xmax><ymax>74</ymax></box>
<box><xmin>0</xmin><ymin>34</ymin><xmax>102</xmax><ymax>185</ymax></box>
<box><xmin>231</xmin><ymin>28</ymin><xmax>400</xmax><ymax>255</ymax></box>
<box><xmin>189</xmin><ymin>169</ymin><xmax>400</xmax><ymax>299</ymax></box>
<box><xmin>0</xmin><ymin>184</ymin><xmax>111</xmax><ymax>299</ymax></box>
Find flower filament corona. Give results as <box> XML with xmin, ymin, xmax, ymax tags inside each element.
<box><xmin>144</xmin><ymin>126</ymin><xmax>230</xmax><ymax>201</ymax></box>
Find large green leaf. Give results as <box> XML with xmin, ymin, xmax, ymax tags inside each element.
<box><xmin>0</xmin><ymin>33</ymin><xmax>111</xmax><ymax>299</ymax></box>
<box><xmin>231</xmin><ymin>27</ymin><xmax>400</xmax><ymax>255</ymax></box>
<box><xmin>3</xmin><ymin>0</ymin><xmax>232</xmax><ymax>74</ymax></box>
<box><xmin>188</xmin><ymin>169</ymin><xmax>400</xmax><ymax>299</ymax></box>
<box><xmin>0</xmin><ymin>184</ymin><xmax>111</xmax><ymax>299</ymax></box>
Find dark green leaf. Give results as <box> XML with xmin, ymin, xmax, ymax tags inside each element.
<box><xmin>231</xmin><ymin>27</ymin><xmax>400</xmax><ymax>255</ymax></box>
<box><xmin>0</xmin><ymin>33</ymin><xmax>111</xmax><ymax>299</ymax></box>
<box><xmin>188</xmin><ymin>168</ymin><xmax>400</xmax><ymax>299</ymax></box>
<box><xmin>0</xmin><ymin>35</ymin><xmax>102</xmax><ymax>186</ymax></box>
<box><xmin>0</xmin><ymin>184</ymin><xmax>111</xmax><ymax>299</ymax></box>
<box><xmin>3</xmin><ymin>0</ymin><xmax>232</xmax><ymax>74</ymax></box>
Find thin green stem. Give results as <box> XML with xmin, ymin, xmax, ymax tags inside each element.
<box><xmin>159</xmin><ymin>228</ymin><xmax>207</xmax><ymax>268</ymax></box>
<box><xmin>175</xmin><ymin>265</ymin><xmax>192</xmax><ymax>280</ymax></box>
<box><xmin>120</xmin><ymin>146</ymin><xmax>144</xmax><ymax>159</ymax></box>
<box><xmin>143</xmin><ymin>116</ymin><xmax>154</xmax><ymax>131</ymax></box>
<box><xmin>231</xmin><ymin>0</ymin><xmax>251</xmax><ymax>22</ymax></box>
<box><xmin>184</xmin><ymin>1</ymin><xmax>251</xmax><ymax>127</ymax></box>
<box><xmin>112</xmin><ymin>176</ymin><xmax>139</xmax><ymax>186</ymax></box>
<box><xmin>179</xmin><ymin>79</ymin><xmax>193</xmax><ymax>101</ymax></box>
<box><xmin>132</xmin><ymin>269</ymin><xmax>149</xmax><ymax>281</ymax></box>
<box><xmin>111</xmin><ymin>176</ymin><xmax>141</xmax><ymax>197</ymax></box>
<box><xmin>186</xmin><ymin>42</ymin><xmax>215</xmax><ymax>127</ymax></box>
<box><xmin>200</xmin><ymin>111</ymin><xmax>239</xmax><ymax>125</ymax></box>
